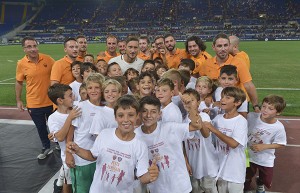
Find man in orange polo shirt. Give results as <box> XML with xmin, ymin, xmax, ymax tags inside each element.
<box><xmin>152</xmin><ymin>35</ymin><xmax>167</xmax><ymax>64</ymax></box>
<box><xmin>96</xmin><ymin>35</ymin><xmax>119</xmax><ymax>62</ymax></box>
<box><xmin>117</xmin><ymin>39</ymin><xmax>126</xmax><ymax>55</ymax></box>
<box><xmin>229</xmin><ymin>35</ymin><xmax>251</xmax><ymax>69</ymax></box>
<box><xmin>15</xmin><ymin>37</ymin><xmax>55</xmax><ymax>159</ymax></box>
<box><xmin>185</xmin><ymin>36</ymin><xmax>212</xmax><ymax>77</ymax></box>
<box><xmin>200</xmin><ymin>33</ymin><xmax>260</xmax><ymax>112</ymax></box>
<box><xmin>50</xmin><ymin>37</ymin><xmax>78</xmax><ymax>85</ymax></box>
<box><xmin>164</xmin><ymin>33</ymin><xmax>188</xmax><ymax>69</ymax></box>
<box><xmin>76</xmin><ymin>35</ymin><xmax>88</xmax><ymax>62</ymax></box>
<box><xmin>138</xmin><ymin>36</ymin><xmax>152</xmax><ymax>60</ymax></box>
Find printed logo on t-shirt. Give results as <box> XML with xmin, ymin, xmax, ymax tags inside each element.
<box><xmin>248</xmin><ymin>128</ymin><xmax>271</xmax><ymax>146</ymax></box>
<box><xmin>216</xmin><ymin>127</ymin><xmax>233</xmax><ymax>154</ymax></box>
<box><xmin>148</xmin><ymin>141</ymin><xmax>170</xmax><ymax>171</ymax></box>
<box><xmin>186</xmin><ymin>137</ymin><xmax>200</xmax><ymax>151</ymax></box>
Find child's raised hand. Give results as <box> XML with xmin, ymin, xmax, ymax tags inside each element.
<box><xmin>148</xmin><ymin>159</ymin><xmax>159</xmax><ymax>182</ymax></box>
<box><xmin>69</xmin><ymin>106</ymin><xmax>81</xmax><ymax>120</ymax></box>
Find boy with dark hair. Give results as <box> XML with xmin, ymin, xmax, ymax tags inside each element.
<box><xmin>245</xmin><ymin>95</ymin><xmax>286</xmax><ymax>193</ymax></box>
<box><xmin>135</xmin><ymin>95</ymin><xmax>204</xmax><ymax>193</ymax></box>
<box><xmin>204</xmin><ymin>87</ymin><xmax>248</xmax><ymax>193</ymax></box>
<box><xmin>178</xmin><ymin>59</ymin><xmax>196</xmax><ymax>89</ymax></box>
<box><xmin>70</xmin><ymin>61</ymin><xmax>83</xmax><ymax>101</ymax></box>
<box><xmin>48</xmin><ymin>83</ymin><xmax>81</xmax><ymax>193</ymax></box>
<box><xmin>67</xmin><ymin>95</ymin><xmax>159</xmax><ymax>192</ymax></box>
<box><xmin>80</xmin><ymin>62</ymin><xmax>98</xmax><ymax>81</ymax></box>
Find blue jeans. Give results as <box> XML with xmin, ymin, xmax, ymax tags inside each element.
<box><xmin>27</xmin><ymin>105</ymin><xmax>53</xmax><ymax>149</ymax></box>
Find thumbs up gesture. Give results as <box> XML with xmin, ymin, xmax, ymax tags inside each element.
<box><xmin>148</xmin><ymin>159</ymin><xmax>159</xmax><ymax>182</ymax></box>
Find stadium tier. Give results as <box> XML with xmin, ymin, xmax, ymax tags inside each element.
<box><xmin>1</xmin><ymin>0</ymin><xmax>300</xmax><ymax>42</ymax></box>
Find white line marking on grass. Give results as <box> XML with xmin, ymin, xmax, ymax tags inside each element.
<box><xmin>0</xmin><ymin>119</ymin><xmax>34</xmax><ymax>125</ymax></box>
<box><xmin>257</xmin><ymin>88</ymin><xmax>300</xmax><ymax>91</ymax></box>
<box><xmin>0</xmin><ymin>77</ymin><xmax>15</xmax><ymax>82</ymax></box>
<box><xmin>0</xmin><ymin>83</ymin><xmax>15</xmax><ymax>85</ymax></box>
<box><xmin>7</xmin><ymin>60</ymin><xmax>14</xmax><ymax>62</ymax></box>
<box><xmin>0</xmin><ymin>107</ymin><xmax>18</xmax><ymax>110</ymax></box>
<box><xmin>286</xmin><ymin>144</ymin><xmax>300</xmax><ymax>147</ymax></box>
<box><xmin>278</xmin><ymin>118</ymin><xmax>300</xmax><ymax>121</ymax></box>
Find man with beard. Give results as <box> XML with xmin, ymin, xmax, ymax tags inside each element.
<box><xmin>76</xmin><ymin>35</ymin><xmax>88</xmax><ymax>62</ymax></box>
<box><xmin>200</xmin><ymin>33</ymin><xmax>260</xmax><ymax>112</ymax></box>
<box><xmin>15</xmin><ymin>37</ymin><xmax>55</xmax><ymax>159</ymax></box>
<box><xmin>97</xmin><ymin>35</ymin><xmax>119</xmax><ymax>63</ymax></box>
<box><xmin>51</xmin><ymin>38</ymin><xmax>78</xmax><ymax>85</ymax></box>
<box><xmin>118</xmin><ymin>39</ymin><xmax>126</xmax><ymax>55</ymax></box>
<box><xmin>138</xmin><ymin>36</ymin><xmax>152</xmax><ymax>60</ymax></box>
<box><xmin>164</xmin><ymin>34</ymin><xmax>188</xmax><ymax>69</ymax></box>
<box><xmin>108</xmin><ymin>36</ymin><xmax>144</xmax><ymax>74</ymax></box>
<box><xmin>228</xmin><ymin>35</ymin><xmax>251</xmax><ymax>70</ymax></box>
<box><xmin>185</xmin><ymin>36</ymin><xmax>212</xmax><ymax>77</ymax></box>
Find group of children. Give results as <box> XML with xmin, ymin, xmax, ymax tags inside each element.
<box><xmin>47</xmin><ymin>56</ymin><xmax>287</xmax><ymax>193</ymax></box>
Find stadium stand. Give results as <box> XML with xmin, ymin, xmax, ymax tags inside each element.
<box><xmin>1</xmin><ymin>0</ymin><xmax>300</xmax><ymax>43</ymax></box>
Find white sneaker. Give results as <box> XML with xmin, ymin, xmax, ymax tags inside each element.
<box><xmin>256</xmin><ymin>184</ymin><xmax>265</xmax><ymax>193</ymax></box>
<box><xmin>37</xmin><ymin>148</ymin><xmax>53</xmax><ymax>160</ymax></box>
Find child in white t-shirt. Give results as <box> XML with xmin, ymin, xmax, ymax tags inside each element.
<box><xmin>155</xmin><ymin>78</ymin><xmax>182</xmax><ymax>123</ymax></box>
<box><xmin>89</xmin><ymin>79</ymin><xmax>122</xmax><ymax>136</ymax></box>
<box><xmin>204</xmin><ymin>87</ymin><xmax>248</xmax><ymax>193</ymax></box>
<box><xmin>66</xmin><ymin>73</ymin><xmax>105</xmax><ymax>193</ymax></box>
<box><xmin>135</xmin><ymin>95</ymin><xmax>204</xmax><ymax>193</ymax></box>
<box><xmin>244</xmin><ymin>95</ymin><xmax>286</xmax><ymax>193</ymax></box>
<box><xmin>69</xmin><ymin>61</ymin><xmax>83</xmax><ymax>101</ymax></box>
<box><xmin>182</xmin><ymin>88</ymin><xmax>219</xmax><ymax>193</ymax></box>
<box><xmin>48</xmin><ymin>83</ymin><xmax>81</xmax><ymax>193</ymax></box>
<box><xmin>67</xmin><ymin>95</ymin><xmax>159</xmax><ymax>193</ymax></box>
<box><xmin>214</xmin><ymin>65</ymin><xmax>248</xmax><ymax>118</ymax></box>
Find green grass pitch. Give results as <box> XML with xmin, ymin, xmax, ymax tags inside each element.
<box><xmin>0</xmin><ymin>41</ymin><xmax>299</xmax><ymax>116</ymax></box>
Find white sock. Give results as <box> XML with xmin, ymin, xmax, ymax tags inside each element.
<box><xmin>56</xmin><ymin>166</ymin><xmax>64</xmax><ymax>186</ymax></box>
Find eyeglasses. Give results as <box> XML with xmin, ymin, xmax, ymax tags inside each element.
<box><xmin>24</xmin><ymin>45</ymin><xmax>38</xmax><ymax>49</ymax></box>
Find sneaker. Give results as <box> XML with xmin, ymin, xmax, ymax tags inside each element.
<box><xmin>37</xmin><ymin>148</ymin><xmax>53</xmax><ymax>160</ymax></box>
<box><xmin>53</xmin><ymin>179</ymin><xmax>63</xmax><ymax>193</ymax></box>
<box><xmin>256</xmin><ymin>184</ymin><xmax>265</xmax><ymax>193</ymax></box>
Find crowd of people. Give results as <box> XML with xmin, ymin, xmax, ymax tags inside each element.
<box><xmin>16</xmin><ymin>33</ymin><xmax>287</xmax><ymax>193</ymax></box>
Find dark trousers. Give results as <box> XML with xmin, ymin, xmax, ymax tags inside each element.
<box><xmin>28</xmin><ymin>105</ymin><xmax>53</xmax><ymax>149</ymax></box>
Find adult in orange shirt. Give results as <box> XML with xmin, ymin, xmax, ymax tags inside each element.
<box><xmin>117</xmin><ymin>39</ymin><xmax>126</xmax><ymax>55</ymax></box>
<box><xmin>50</xmin><ymin>37</ymin><xmax>78</xmax><ymax>85</ymax></box>
<box><xmin>164</xmin><ymin>33</ymin><xmax>188</xmax><ymax>69</ymax></box>
<box><xmin>229</xmin><ymin>35</ymin><xmax>251</xmax><ymax>69</ymax></box>
<box><xmin>96</xmin><ymin>35</ymin><xmax>119</xmax><ymax>62</ymax></box>
<box><xmin>15</xmin><ymin>37</ymin><xmax>55</xmax><ymax>159</ymax></box>
<box><xmin>138</xmin><ymin>36</ymin><xmax>152</xmax><ymax>60</ymax></box>
<box><xmin>185</xmin><ymin>36</ymin><xmax>212</xmax><ymax>76</ymax></box>
<box><xmin>152</xmin><ymin>35</ymin><xmax>167</xmax><ymax>64</ymax></box>
<box><xmin>76</xmin><ymin>35</ymin><xmax>88</xmax><ymax>62</ymax></box>
<box><xmin>200</xmin><ymin>33</ymin><xmax>259</xmax><ymax>112</ymax></box>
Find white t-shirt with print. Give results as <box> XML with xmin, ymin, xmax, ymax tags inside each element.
<box><xmin>72</xmin><ymin>100</ymin><xmax>103</xmax><ymax>166</ymax></box>
<box><xmin>184</xmin><ymin>112</ymin><xmax>219</xmax><ymax>179</ymax></box>
<box><xmin>48</xmin><ymin>111</ymin><xmax>69</xmax><ymax>168</ymax></box>
<box><xmin>135</xmin><ymin>122</ymin><xmax>192</xmax><ymax>193</ymax></box>
<box><xmin>212</xmin><ymin>114</ymin><xmax>248</xmax><ymax>183</ymax></box>
<box><xmin>161</xmin><ymin>102</ymin><xmax>183</xmax><ymax>123</ymax></box>
<box><xmin>69</xmin><ymin>80</ymin><xmax>82</xmax><ymax>101</ymax></box>
<box><xmin>89</xmin><ymin>128</ymin><xmax>149</xmax><ymax>193</ymax></box>
<box><xmin>89</xmin><ymin>106</ymin><xmax>118</xmax><ymax>135</ymax></box>
<box><xmin>108</xmin><ymin>55</ymin><xmax>144</xmax><ymax>74</ymax></box>
<box><xmin>247</xmin><ymin>112</ymin><xmax>286</xmax><ymax>167</ymax></box>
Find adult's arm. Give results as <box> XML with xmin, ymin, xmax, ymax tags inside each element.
<box><xmin>15</xmin><ymin>80</ymin><xmax>25</xmax><ymax>111</ymax></box>
<box><xmin>244</xmin><ymin>81</ymin><xmax>260</xmax><ymax>112</ymax></box>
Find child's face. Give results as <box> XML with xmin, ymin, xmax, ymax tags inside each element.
<box><xmin>96</xmin><ymin>61</ymin><xmax>108</xmax><ymax>75</ymax></box>
<box><xmin>126</xmin><ymin>71</ymin><xmax>138</xmax><ymax>81</ymax></box>
<box><xmin>140</xmin><ymin>104</ymin><xmax>161</xmax><ymax>127</ymax></box>
<box><xmin>61</xmin><ymin>89</ymin><xmax>74</xmax><ymax>107</ymax></box>
<box><xmin>86</xmin><ymin>82</ymin><xmax>101</xmax><ymax>103</ymax></box>
<box><xmin>79</xmin><ymin>88</ymin><xmax>87</xmax><ymax>101</ymax></box>
<box><xmin>141</xmin><ymin>63</ymin><xmax>155</xmax><ymax>72</ymax></box>
<box><xmin>138</xmin><ymin>76</ymin><xmax>154</xmax><ymax>97</ymax></box>
<box><xmin>156</xmin><ymin>67</ymin><xmax>167</xmax><ymax>78</ymax></box>
<box><xmin>115</xmin><ymin>106</ymin><xmax>138</xmax><ymax>134</ymax></box>
<box><xmin>83</xmin><ymin>67</ymin><xmax>95</xmax><ymax>80</ymax></box>
<box><xmin>71</xmin><ymin>64</ymin><xmax>81</xmax><ymax>79</ymax></box>
<box><xmin>260</xmin><ymin>102</ymin><xmax>279</xmax><ymax>121</ymax></box>
<box><xmin>155</xmin><ymin>85</ymin><xmax>173</xmax><ymax>106</ymax></box>
<box><xmin>219</xmin><ymin>73</ymin><xmax>238</xmax><ymax>88</ymax></box>
<box><xmin>220</xmin><ymin>94</ymin><xmax>241</xmax><ymax>112</ymax></box>
<box><xmin>182</xmin><ymin>93</ymin><xmax>199</xmax><ymax>112</ymax></box>
<box><xmin>108</xmin><ymin>64</ymin><xmax>122</xmax><ymax>77</ymax></box>
<box><xmin>84</xmin><ymin>56</ymin><xmax>94</xmax><ymax>63</ymax></box>
<box><xmin>103</xmin><ymin>84</ymin><xmax>121</xmax><ymax>105</ymax></box>
<box><xmin>195</xmin><ymin>82</ymin><xmax>212</xmax><ymax>98</ymax></box>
